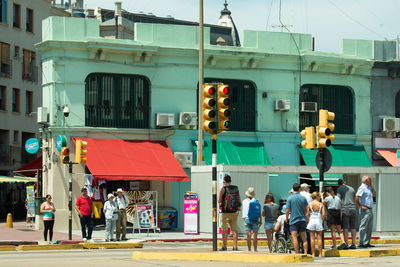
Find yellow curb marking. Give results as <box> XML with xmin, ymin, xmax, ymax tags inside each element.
<box><xmin>82</xmin><ymin>242</ymin><xmax>143</xmax><ymax>249</ymax></box>
<box><xmin>17</xmin><ymin>244</ymin><xmax>83</xmax><ymax>251</ymax></box>
<box><xmin>323</xmin><ymin>248</ymin><xmax>400</xmax><ymax>257</ymax></box>
<box><xmin>0</xmin><ymin>246</ymin><xmax>16</xmax><ymax>251</ymax></box>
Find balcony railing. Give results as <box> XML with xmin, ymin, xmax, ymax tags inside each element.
<box><xmin>22</xmin><ymin>63</ymin><xmax>38</xmax><ymax>82</ymax></box>
<box><xmin>0</xmin><ymin>58</ymin><xmax>12</xmax><ymax>78</ymax></box>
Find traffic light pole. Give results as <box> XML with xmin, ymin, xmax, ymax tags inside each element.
<box><xmin>212</xmin><ymin>134</ymin><xmax>217</xmax><ymax>251</ymax></box>
<box><xmin>318</xmin><ymin>148</ymin><xmax>325</xmax><ymax>249</ymax></box>
<box><xmin>68</xmin><ymin>162</ymin><xmax>73</xmax><ymax>240</ymax></box>
<box><xmin>197</xmin><ymin>0</ymin><xmax>204</xmax><ymax>165</ymax></box>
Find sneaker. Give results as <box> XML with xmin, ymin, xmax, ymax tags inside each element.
<box><xmin>105</xmin><ymin>238</ymin><xmax>110</xmax><ymax>242</ymax></box>
<box><xmin>87</xmin><ymin>239</ymin><xmax>94</xmax><ymax>243</ymax></box>
<box><xmin>121</xmin><ymin>238</ymin><xmax>128</xmax><ymax>241</ymax></box>
<box><xmin>116</xmin><ymin>239</ymin><xmax>120</xmax><ymax>241</ymax></box>
<box><xmin>358</xmin><ymin>244</ymin><xmax>366</xmax><ymax>248</ymax></box>
<box><xmin>349</xmin><ymin>244</ymin><xmax>357</xmax><ymax>249</ymax></box>
<box><xmin>337</xmin><ymin>243</ymin><xmax>347</xmax><ymax>250</ymax></box>
<box><xmin>219</xmin><ymin>247</ymin><xmax>227</xmax><ymax>251</ymax></box>
<box><xmin>365</xmin><ymin>244</ymin><xmax>375</xmax><ymax>248</ymax></box>
<box><xmin>82</xmin><ymin>238</ymin><xmax>87</xmax><ymax>242</ymax></box>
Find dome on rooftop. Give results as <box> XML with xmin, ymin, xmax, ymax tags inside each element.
<box><xmin>216</xmin><ymin>1</ymin><xmax>240</xmax><ymax>46</ymax></box>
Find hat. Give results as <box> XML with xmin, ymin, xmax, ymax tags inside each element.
<box><xmin>300</xmin><ymin>183</ymin><xmax>311</xmax><ymax>190</ymax></box>
<box><xmin>117</xmin><ymin>188</ymin><xmax>124</xmax><ymax>193</ymax></box>
<box><xmin>281</xmin><ymin>204</ymin><xmax>287</xmax><ymax>214</ymax></box>
<box><xmin>245</xmin><ymin>187</ymin><xmax>255</xmax><ymax>198</ymax></box>
<box><xmin>107</xmin><ymin>193</ymin><xmax>115</xmax><ymax>200</ymax></box>
<box><xmin>338</xmin><ymin>179</ymin><xmax>344</xmax><ymax>185</ymax></box>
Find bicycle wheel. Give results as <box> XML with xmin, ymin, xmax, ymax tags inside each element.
<box><xmin>273</xmin><ymin>236</ymin><xmax>287</xmax><ymax>253</ymax></box>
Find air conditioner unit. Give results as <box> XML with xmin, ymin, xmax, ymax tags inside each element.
<box><xmin>274</xmin><ymin>99</ymin><xmax>290</xmax><ymax>111</ymax></box>
<box><xmin>37</xmin><ymin>107</ymin><xmax>48</xmax><ymax>124</ymax></box>
<box><xmin>382</xmin><ymin>117</ymin><xmax>400</xmax><ymax>132</ymax></box>
<box><xmin>300</xmin><ymin>102</ymin><xmax>317</xmax><ymax>112</ymax></box>
<box><xmin>179</xmin><ymin>112</ymin><xmax>197</xmax><ymax>127</ymax></box>
<box><xmin>174</xmin><ymin>152</ymin><xmax>193</xmax><ymax>168</ymax></box>
<box><xmin>155</xmin><ymin>113</ymin><xmax>175</xmax><ymax>127</ymax></box>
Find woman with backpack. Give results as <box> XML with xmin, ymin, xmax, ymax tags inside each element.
<box><xmin>242</xmin><ymin>187</ymin><xmax>262</xmax><ymax>252</ymax></box>
<box><xmin>324</xmin><ymin>187</ymin><xmax>347</xmax><ymax>250</ymax></box>
<box><xmin>262</xmin><ymin>193</ymin><xmax>279</xmax><ymax>252</ymax></box>
<box><xmin>103</xmin><ymin>193</ymin><xmax>118</xmax><ymax>242</ymax></box>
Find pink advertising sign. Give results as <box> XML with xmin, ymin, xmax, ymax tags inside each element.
<box><xmin>184</xmin><ymin>197</ymin><xmax>198</xmax><ymax>234</ymax></box>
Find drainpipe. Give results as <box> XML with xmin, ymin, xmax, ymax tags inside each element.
<box><xmin>115</xmin><ymin>2</ymin><xmax>122</xmax><ymax>39</ymax></box>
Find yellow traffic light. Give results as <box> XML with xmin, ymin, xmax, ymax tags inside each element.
<box><xmin>217</xmin><ymin>84</ymin><xmax>231</xmax><ymax>133</ymax></box>
<box><xmin>301</xmin><ymin>126</ymin><xmax>315</xmax><ymax>149</ymax></box>
<box><xmin>202</xmin><ymin>84</ymin><xmax>217</xmax><ymax>134</ymax></box>
<box><xmin>75</xmin><ymin>140</ymin><xmax>87</xmax><ymax>163</ymax></box>
<box><xmin>317</xmin><ymin>109</ymin><xmax>335</xmax><ymax>148</ymax></box>
<box><xmin>61</xmin><ymin>147</ymin><xmax>70</xmax><ymax>164</ymax></box>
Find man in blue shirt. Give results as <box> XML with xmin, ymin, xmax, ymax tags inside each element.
<box><xmin>355</xmin><ymin>175</ymin><xmax>376</xmax><ymax>248</ymax></box>
<box><xmin>286</xmin><ymin>183</ymin><xmax>308</xmax><ymax>254</ymax></box>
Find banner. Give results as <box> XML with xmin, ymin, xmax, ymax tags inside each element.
<box><xmin>184</xmin><ymin>196</ymin><xmax>198</xmax><ymax>234</ymax></box>
<box><xmin>136</xmin><ymin>204</ymin><xmax>154</xmax><ymax>229</ymax></box>
<box><xmin>26</xmin><ymin>185</ymin><xmax>35</xmax><ymax>217</ymax></box>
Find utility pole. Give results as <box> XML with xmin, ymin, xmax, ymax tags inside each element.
<box><xmin>197</xmin><ymin>0</ymin><xmax>204</xmax><ymax>165</ymax></box>
<box><xmin>211</xmin><ymin>134</ymin><xmax>217</xmax><ymax>251</ymax></box>
<box><xmin>68</xmin><ymin>163</ymin><xmax>73</xmax><ymax>240</ymax></box>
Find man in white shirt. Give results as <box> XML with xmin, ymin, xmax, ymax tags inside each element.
<box><xmin>300</xmin><ymin>183</ymin><xmax>312</xmax><ymax>204</ymax></box>
<box><xmin>115</xmin><ymin>188</ymin><xmax>129</xmax><ymax>241</ymax></box>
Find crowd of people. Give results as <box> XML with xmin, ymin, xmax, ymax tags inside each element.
<box><xmin>218</xmin><ymin>174</ymin><xmax>376</xmax><ymax>257</ymax></box>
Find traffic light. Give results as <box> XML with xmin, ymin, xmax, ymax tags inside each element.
<box><xmin>61</xmin><ymin>147</ymin><xmax>70</xmax><ymax>164</ymax></box>
<box><xmin>301</xmin><ymin>126</ymin><xmax>315</xmax><ymax>149</ymax></box>
<box><xmin>217</xmin><ymin>84</ymin><xmax>231</xmax><ymax>132</ymax></box>
<box><xmin>75</xmin><ymin>139</ymin><xmax>87</xmax><ymax>163</ymax></box>
<box><xmin>202</xmin><ymin>83</ymin><xmax>217</xmax><ymax>134</ymax></box>
<box><xmin>317</xmin><ymin>109</ymin><xmax>335</xmax><ymax>148</ymax></box>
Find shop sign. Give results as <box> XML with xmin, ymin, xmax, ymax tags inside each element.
<box><xmin>25</xmin><ymin>138</ymin><xmax>40</xmax><ymax>154</ymax></box>
<box><xmin>26</xmin><ymin>185</ymin><xmax>35</xmax><ymax>217</ymax></box>
<box><xmin>184</xmin><ymin>194</ymin><xmax>199</xmax><ymax>234</ymax></box>
<box><xmin>136</xmin><ymin>204</ymin><xmax>154</xmax><ymax>229</ymax></box>
<box><xmin>56</xmin><ymin>135</ymin><xmax>67</xmax><ymax>152</ymax></box>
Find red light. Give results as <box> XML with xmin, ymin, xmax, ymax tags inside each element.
<box><xmin>208</xmin><ymin>87</ymin><xmax>216</xmax><ymax>95</ymax></box>
<box><xmin>222</xmin><ymin>87</ymin><xmax>229</xmax><ymax>95</ymax></box>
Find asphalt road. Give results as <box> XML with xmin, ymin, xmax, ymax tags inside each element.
<box><xmin>2</xmin><ymin>243</ymin><xmax>400</xmax><ymax>267</ymax></box>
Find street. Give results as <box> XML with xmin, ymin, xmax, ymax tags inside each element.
<box><xmin>2</xmin><ymin>242</ymin><xmax>400</xmax><ymax>267</ymax></box>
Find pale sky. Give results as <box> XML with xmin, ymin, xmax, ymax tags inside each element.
<box><xmin>82</xmin><ymin>0</ymin><xmax>400</xmax><ymax>53</ymax></box>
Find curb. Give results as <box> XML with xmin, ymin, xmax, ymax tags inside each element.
<box><xmin>0</xmin><ymin>246</ymin><xmax>16</xmax><ymax>251</ymax></box>
<box><xmin>323</xmin><ymin>248</ymin><xmax>400</xmax><ymax>257</ymax></box>
<box><xmin>132</xmin><ymin>251</ymin><xmax>313</xmax><ymax>263</ymax></box>
<box><xmin>82</xmin><ymin>242</ymin><xmax>143</xmax><ymax>249</ymax></box>
<box><xmin>17</xmin><ymin>244</ymin><xmax>84</xmax><ymax>251</ymax></box>
<box><xmin>325</xmin><ymin>239</ymin><xmax>400</xmax><ymax>246</ymax></box>
<box><xmin>0</xmin><ymin>241</ymin><xmax>38</xmax><ymax>246</ymax></box>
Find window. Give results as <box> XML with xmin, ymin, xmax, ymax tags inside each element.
<box><xmin>199</xmin><ymin>78</ymin><xmax>256</xmax><ymax>131</ymax></box>
<box><xmin>14</xmin><ymin>45</ymin><xmax>19</xmax><ymax>58</ymax></box>
<box><xmin>0</xmin><ymin>86</ymin><xmax>5</xmax><ymax>110</ymax></box>
<box><xmin>22</xmin><ymin>49</ymin><xmax>36</xmax><ymax>81</ymax></box>
<box><xmin>13</xmin><ymin>3</ymin><xmax>20</xmax><ymax>28</ymax></box>
<box><xmin>26</xmin><ymin>8</ymin><xmax>33</xmax><ymax>32</ymax></box>
<box><xmin>12</xmin><ymin>88</ymin><xmax>20</xmax><ymax>112</ymax></box>
<box><xmin>0</xmin><ymin>41</ymin><xmax>11</xmax><ymax>77</ymax></box>
<box><xmin>299</xmin><ymin>84</ymin><xmax>354</xmax><ymax>134</ymax></box>
<box><xmin>0</xmin><ymin>0</ymin><xmax>7</xmax><ymax>24</ymax></box>
<box><xmin>25</xmin><ymin>91</ymin><xmax>32</xmax><ymax>114</ymax></box>
<box><xmin>85</xmin><ymin>73</ymin><xmax>150</xmax><ymax>128</ymax></box>
<box><xmin>395</xmin><ymin>90</ymin><xmax>400</xmax><ymax>118</ymax></box>
<box><xmin>13</xmin><ymin>130</ymin><xmax>18</xmax><ymax>143</ymax></box>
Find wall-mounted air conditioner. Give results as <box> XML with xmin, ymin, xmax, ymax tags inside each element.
<box><xmin>274</xmin><ymin>99</ymin><xmax>290</xmax><ymax>111</ymax></box>
<box><xmin>178</xmin><ymin>112</ymin><xmax>197</xmax><ymax>127</ymax></box>
<box><xmin>174</xmin><ymin>152</ymin><xmax>193</xmax><ymax>168</ymax></box>
<box><xmin>382</xmin><ymin>117</ymin><xmax>400</xmax><ymax>132</ymax></box>
<box><xmin>300</xmin><ymin>102</ymin><xmax>317</xmax><ymax>112</ymax></box>
<box><xmin>37</xmin><ymin>107</ymin><xmax>48</xmax><ymax>124</ymax></box>
<box><xmin>155</xmin><ymin>113</ymin><xmax>175</xmax><ymax>127</ymax></box>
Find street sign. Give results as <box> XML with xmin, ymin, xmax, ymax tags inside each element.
<box><xmin>315</xmin><ymin>148</ymin><xmax>332</xmax><ymax>172</ymax></box>
<box><xmin>25</xmin><ymin>138</ymin><xmax>40</xmax><ymax>154</ymax></box>
<box><xmin>56</xmin><ymin>135</ymin><xmax>67</xmax><ymax>152</ymax></box>
<box><xmin>397</xmin><ymin>149</ymin><xmax>400</xmax><ymax>159</ymax></box>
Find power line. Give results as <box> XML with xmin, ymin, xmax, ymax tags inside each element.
<box><xmin>266</xmin><ymin>0</ymin><xmax>274</xmax><ymax>31</ymax></box>
<box><xmin>326</xmin><ymin>0</ymin><xmax>386</xmax><ymax>39</ymax></box>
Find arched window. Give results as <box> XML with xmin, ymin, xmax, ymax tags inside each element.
<box><xmin>299</xmin><ymin>85</ymin><xmax>354</xmax><ymax>134</ymax></box>
<box><xmin>85</xmin><ymin>73</ymin><xmax>150</xmax><ymax>128</ymax></box>
<box><xmin>395</xmin><ymin>90</ymin><xmax>400</xmax><ymax>118</ymax></box>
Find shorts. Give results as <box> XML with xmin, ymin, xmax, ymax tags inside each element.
<box><xmin>220</xmin><ymin>212</ymin><xmax>238</xmax><ymax>232</ymax></box>
<box><xmin>327</xmin><ymin>209</ymin><xmax>341</xmax><ymax>226</ymax></box>
<box><xmin>307</xmin><ymin>220</ymin><xmax>324</xmax><ymax>232</ymax></box>
<box><xmin>264</xmin><ymin>222</ymin><xmax>275</xmax><ymax>230</ymax></box>
<box><xmin>244</xmin><ymin>218</ymin><xmax>260</xmax><ymax>232</ymax></box>
<box><xmin>342</xmin><ymin>209</ymin><xmax>357</xmax><ymax>229</ymax></box>
<box><xmin>289</xmin><ymin>221</ymin><xmax>306</xmax><ymax>232</ymax></box>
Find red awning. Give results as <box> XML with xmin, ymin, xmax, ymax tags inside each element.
<box><xmin>377</xmin><ymin>149</ymin><xmax>399</xmax><ymax>167</ymax></box>
<box><xmin>15</xmin><ymin>156</ymin><xmax>43</xmax><ymax>176</ymax></box>
<box><xmin>84</xmin><ymin>139</ymin><xmax>189</xmax><ymax>182</ymax></box>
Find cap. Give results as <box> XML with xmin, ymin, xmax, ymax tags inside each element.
<box><xmin>107</xmin><ymin>193</ymin><xmax>115</xmax><ymax>199</ymax></box>
<box><xmin>338</xmin><ymin>179</ymin><xmax>344</xmax><ymax>185</ymax></box>
<box><xmin>117</xmin><ymin>188</ymin><xmax>124</xmax><ymax>193</ymax></box>
<box><xmin>300</xmin><ymin>183</ymin><xmax>311</xmax><ymax>189</ymax></box>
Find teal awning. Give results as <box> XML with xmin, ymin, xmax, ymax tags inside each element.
<box><xmin>193</xmin><ymin>141</ymin><xmax>270</xmax><ymax>165</ymax></box>
<box><xmin>298</xmin><ymin>145</ymin><xmax>372</xmax><ymax>183</ymax></box>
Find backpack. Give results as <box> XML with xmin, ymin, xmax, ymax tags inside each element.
<box><xmin>221</xmin><ymin>185</ymin><xmax>241</xmax><ymax>213</ymax></box>
<box><xmin>247</xmin><ymin>198</ymin><xmax>261</xmax><ymax>219</ymax></box>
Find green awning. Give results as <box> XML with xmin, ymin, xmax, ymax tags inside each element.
<box><xmin>193</xmin><ymin>141</ymin><xmax>270</xmax><ymax>165</ymax></box>
<box><xmin>298</xmin><ymin>145</ymin><xmax>372</xmax><ymax>183</ymax></box>
<box><xmin>0</xmin><ymin>176</ymin><xmax>37</xmax><ymax>183</ymax></box>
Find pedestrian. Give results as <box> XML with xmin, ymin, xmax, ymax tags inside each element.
<box><xmin>242</xmin><ymin>187</ymin><xmax>262</xmax><ymax>252</ymax></box>
<box><xmin>306</xmin><ymin>192</ymin><xmax>325</xmax><ymax>257</ymax></box>
<box><xmin>75</xmin><ymin>187</ymin><xmax>94</xmax><ymax>242</ymax></box>
<box><xmin>103</xmin><ymin>193</ymin><xmax>118</xmax><ymax>242</ymax></box>
<box><xmin>40</xmin><ymin>194</ymin><xmax>55</xmax><ymax>245</ymax></box>
<box><xmin>324</xmin><ymin>187</ymin><xmax>347</xmax><ymax>250</ymax></box>
<box><xmin>262</xmin><ymin>192</ymin><xmax>279</xmax><ymax>252</ymax></box>
<box><xmin>218</xmin><ymin>175</ymin><xmax>241</xmax><ymax>251</ymax></box>
<box><xmin>115</xmin><ymin>188</ymin><xmax>129</xmax><ymax>241</ymax></box>
<box><xmin>355</xmin><ymin>175</ymin><xmax>376</xmax><ymax>248</ymax></box>
<box><xmin>274</xmin><ymin>205</ymin><xmax>290</xmax><ymax>239</ymax></box>
<box><xmin>285</xmin><ymin>183</ymin><xmax>308</xmax><ymax>254</ymax></box>
<box><xmin>337</xmin><ymin>178</ymin><xmax>357</xmax><ymax>249</ymax></box>
<box><xmin>300</xmin><ymin>183</ymin><xmax>313</xmax><ymax>204</ymax></box>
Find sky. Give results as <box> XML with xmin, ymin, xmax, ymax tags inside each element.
<box><xmin>82</xmin><ymin>0</ymin><xmax>400</xmax><ymax>53</ymax></box>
